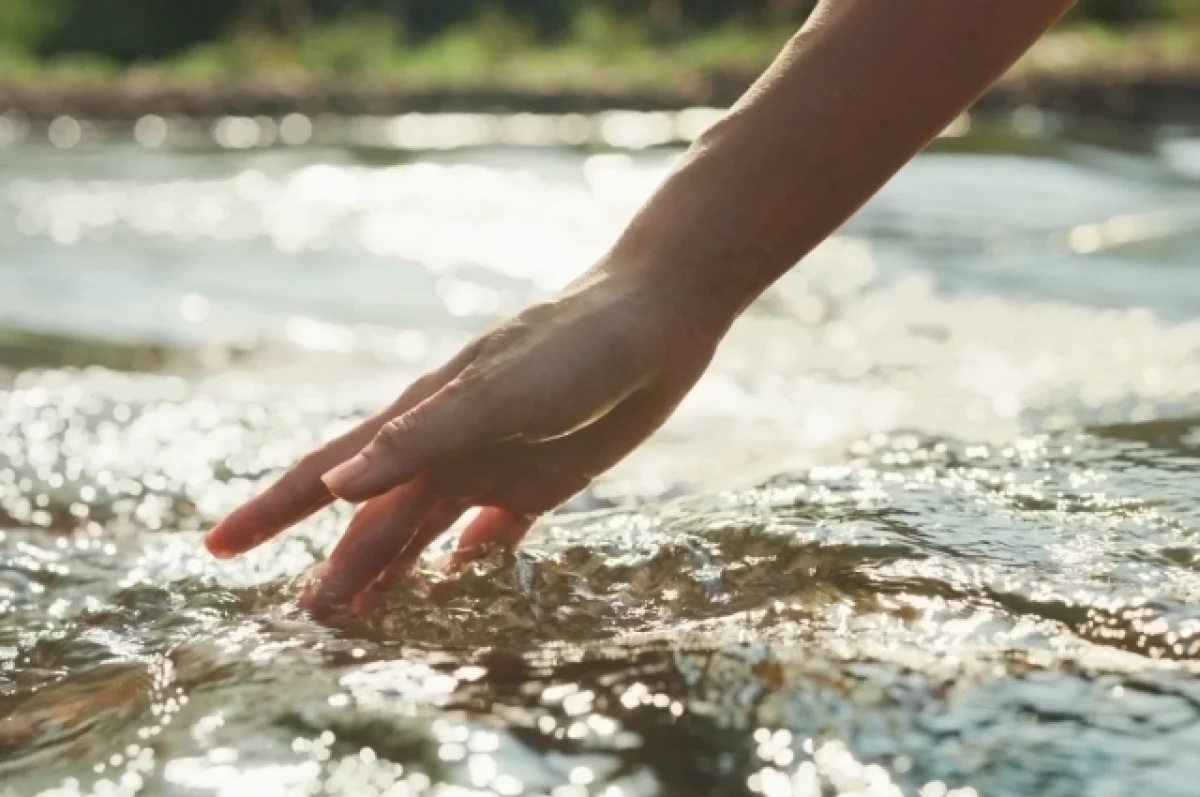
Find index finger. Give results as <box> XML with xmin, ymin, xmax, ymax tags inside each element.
<box><xmin>204</xmin><ymin>342</ymin><xmax>482</xmax><ymax>558</ymax></box>
<box><xmin>203</xmin><ymin>416</ymin><xmax>385</xmax><ymax>558</ymax></box>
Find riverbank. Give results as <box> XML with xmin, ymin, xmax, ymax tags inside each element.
<box><xmin>2</xmin><ymin>25</ymin><xmax>1200</xmax><ymax>130</ymax></box>
<box><xmin>3</xmin><ymin>67</ymin><xmax>1200</xmax><ymax>134</ymax></box>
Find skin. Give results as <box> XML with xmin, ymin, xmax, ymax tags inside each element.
<box><xmin>205</xmin><ymin>0</ymin><xmax>1076</xmax><ymax>619</ymax></box>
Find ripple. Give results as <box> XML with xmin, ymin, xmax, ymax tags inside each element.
<box><xmin>4</xmin><ymin>140</ymin><xmax>1200</xmax><ymax>794</ymax></box>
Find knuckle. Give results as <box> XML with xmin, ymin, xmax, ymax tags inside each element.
<box><xmin>377</xmin><ymin>412</ymin><xmax>422</xmax><ymax>455</ymax></box>
<box><xmin>387</xmin><ymin>372</ymin><xmax>439</xmax><ymax>414</ymax></box>
<box><xmin>458</xmin><ymin>370</ymin><xmax>499</xmax><ymax>406</ymax></box>
<box><xmin>406</xmin><ymin>373</ymin><xmax>440</xmax><ymax>399</ymax></box>
<box><xmin>510</xmin><ymin>302</ymin><xmax>554</xmax><ymax>330</ymax></box>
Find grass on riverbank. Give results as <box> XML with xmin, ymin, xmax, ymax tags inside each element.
<box><xmin>0</xmin><ymin>13</ymin><xmax>790</xmax><ymax>92</ymax></box>
<box><xmin>1</xmin><ymin>17</ymin><xmax>1199</xmax><ymax>94</ymax></box>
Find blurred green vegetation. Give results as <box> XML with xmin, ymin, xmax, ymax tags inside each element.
<box><xmin>0</xmin><ymin>0</ymin><xmax>1198</xmax><ymax>88</ymax></box>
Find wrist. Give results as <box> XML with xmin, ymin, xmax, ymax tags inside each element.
<box><xmin>600</xmin><ymin>205</ymin><xmax>777</xmax><ymax>328</ymax></box>
<box><xmin>598</xmin><ymin>120</ymin><xmax>793</xmax><ymax>331</ymax></box>
<box><xmin>588</xmin><ymin>238</ymin><xmax>766</xmax><ymax>348</ymax></box>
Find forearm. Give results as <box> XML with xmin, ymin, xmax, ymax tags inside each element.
<box><xmin>603</xmin><ymin>0</ymin><xmax>1073</xmax><ymax>324</ymax></box>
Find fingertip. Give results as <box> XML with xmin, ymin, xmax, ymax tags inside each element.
<box><xmin>204</xmin><ymin>540</ymin><xmax>238</xmax><ymax>560</ymax></box>
<box><xmin>203</xmin><ymin>507</ymin><xmax>274</xmax><ymax>559</ymax></box>
<box><xmin>297</xmin><ymin>564</ymin><xmax>354</xmax><ymax>621</ymax></box>
<box><xmin>296</xmin><ymin>567</ymin><xmax>327</xmax><ymax>611</ymax></box>
<box><xmin>321</xmin><ymin>455</ymin><xmax>371</xmax><ymax>500</ymax></box>
<box><xmin>203</xmin><ymin>520</ymin><xmax>241</xmax><ymax>559</ymax></box>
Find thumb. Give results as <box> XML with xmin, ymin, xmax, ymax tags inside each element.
<box><xmin>321</xmin><ymin>377</ymin><xmax>513</xmax><ymax>502</ymax></box>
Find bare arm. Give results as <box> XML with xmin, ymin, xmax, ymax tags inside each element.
<box><xmin>206</xmin><ymin>0</ymin><xmax>1074</xmax><ymax>618</ymax></box>
<box><xmin>609</xmin><ymin>0</ymin><xmax>1075</xmax><ymax>325</ymax></box>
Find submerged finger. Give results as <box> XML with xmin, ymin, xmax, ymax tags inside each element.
<box><xmin>298</xmin><ymin>480</ymin><xmax>435</xmax><ymax>618</ymax></box>
<box><xmin>449</xmin><ymin>507</ymin><xmax>535</xmax><ymax>568</ymax></box>
<box><xmin>349</xmin><ymin>500</ymin><xmax>467</xmax><ymax>613</ymax></box>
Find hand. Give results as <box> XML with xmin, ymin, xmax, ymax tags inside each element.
<box><xmin>203</xmin><ymin>268</ymin><xmax>727</xmax><ymax>619</ymax></box>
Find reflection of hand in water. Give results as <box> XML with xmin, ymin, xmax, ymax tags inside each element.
<box><xmin>205</xmin><ymin>269</ymin><xmax>725</xmax><ymax>619</ymax></box>
<box><xmin>205</xmin><ymin>0</ymin><xmax>1074</xmax><ymax>619</ymax></box>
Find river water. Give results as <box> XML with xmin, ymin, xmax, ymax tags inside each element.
<box><xmin>3</xmin><ymin>117</ymin><xmax>1200</xmax><ymax>796</ymax></box>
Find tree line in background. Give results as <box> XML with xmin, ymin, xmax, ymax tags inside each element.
<box><xmin>0</xmin><ymin>0</ymin><xmax>1198</xmax><ymax>64</ymax></box>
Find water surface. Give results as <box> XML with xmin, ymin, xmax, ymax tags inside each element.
<box><xmin>3</xmin><ymin>121</ymin><xmax>1200</xmax><ymax>796</ymax></box>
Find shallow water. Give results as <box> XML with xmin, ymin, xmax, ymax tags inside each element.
<box><xmin>3</xmin><ymin>121</ymin><xmax>1200</xmax><ymax>796</ymax></box>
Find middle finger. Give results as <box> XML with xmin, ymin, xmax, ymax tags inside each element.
<box><xmin>298</xmin><ymin>479</ymin><xmax>435</xmax><ymax>617</ymax></box>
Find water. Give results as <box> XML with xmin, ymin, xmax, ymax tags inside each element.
<box><xmin>3</xmin><ymin>120</ymin><xmax>1200</xmax><ymax>796</ymax></box>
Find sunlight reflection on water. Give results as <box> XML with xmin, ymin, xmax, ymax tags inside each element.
<box><xmin>3</xmin><ymin>120</ymin><xmax>1200</xmax><ymax>795</ymax></box>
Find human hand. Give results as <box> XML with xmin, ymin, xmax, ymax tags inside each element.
<box><xmin>203</xmin><ymin>268</ymin><xmax>730</xmax><ymax>619</ymax></box>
